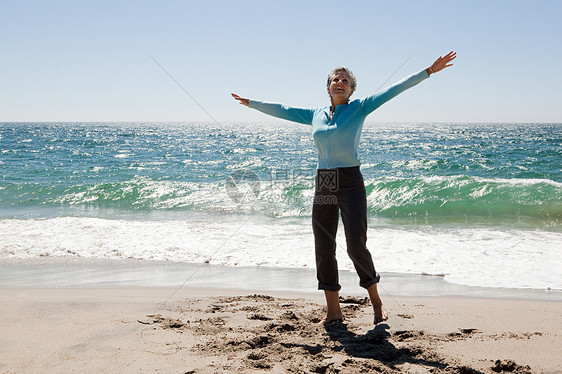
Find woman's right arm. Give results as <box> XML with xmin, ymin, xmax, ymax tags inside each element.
<box><xmin>231</xmin><ymin>93</ymin><xmax>314</xmax><ymax>125</ymax></box>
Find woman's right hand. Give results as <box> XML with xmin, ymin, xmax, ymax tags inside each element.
<box><xmin>231</xmin><ymin>93</ymin><xmax>249</xmax><ymax>107</ymax></box>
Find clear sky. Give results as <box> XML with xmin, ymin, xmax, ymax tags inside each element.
<box><xmin>1</xmin><ymin>0</ymin><xmax>561</xmax><ymax>123</ymax></box>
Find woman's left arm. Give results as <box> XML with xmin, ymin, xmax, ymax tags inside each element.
<box><xmin>361</xmin><ymin>51</ymin><xmax>457</xmax><ymax>114</ymax></box>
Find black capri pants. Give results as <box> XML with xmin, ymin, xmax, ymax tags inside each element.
<box><xmin>312</xmin><ymin>166</ymin><xmax>380</xmax><ymax>292</ymax></box>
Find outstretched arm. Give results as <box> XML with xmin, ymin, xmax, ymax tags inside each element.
<box><xmin>231</xmin><ymin>93</ymin><xmax>314</xmax><ymax>125</ymax></box>
<box><xmin>426</xmin><ymin>51</ymin><xmax>456</xmax><ymax>76</ymax></box>
<box><xmin>361</xmin><ymin>51</ymin><xmax>457</xmax><ymax>114</ymax></box>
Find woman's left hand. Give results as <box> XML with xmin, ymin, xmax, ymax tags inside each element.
<box><xmin>429</xmin><ymin>51</ymin><xmax>456</xmax><ymax>74</ymax></box>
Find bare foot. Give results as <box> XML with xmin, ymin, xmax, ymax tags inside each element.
<box><xmin>320</xmin><ymin>290</ymin><xmax>343</xmax><ymax>324</ymax></box>
<box><xmin>367</xmin><ymin>283</ymin><xmax>388</xmax><ymax>325</ymax></box>
<box><xmin>373</xmin><ymin>303</ymin><xmax>388</xmax><ymax>325</ymax></box>
<box><xmin>318</xmin><ymin>312</ymin><xmax>344</xmax><ymax>325</ymax></box>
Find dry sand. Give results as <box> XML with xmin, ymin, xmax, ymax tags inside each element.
<box><xmin>0</xmin><ymin>287</ymin><xmax>560</xmax><ymax>373</ymax></box>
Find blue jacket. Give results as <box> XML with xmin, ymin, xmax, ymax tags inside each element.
<box><xmin>249</xmin><ymin>69</ymin><xmax>430</xmax><ymax>169</ymax></box>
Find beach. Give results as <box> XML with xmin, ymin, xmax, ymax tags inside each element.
<box><xmin>1</xmin><ymin>122</ymin><xmax>560</xmax><ymax>372</ymax></box>
<box><xmin>2</xmin><ymin>0</ymin><xmax>562</xmax><ymax>370</ymax></box>
<box><xmin>1</xmin><ymin>260</ymin><xmax>561</xmax><ymax>374</ymax></box>
<box><xmin>1</xmin><ymin>287</ymin><xmax>560</xmax><ymax>373</ymax></box>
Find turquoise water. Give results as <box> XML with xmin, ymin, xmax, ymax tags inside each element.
<box><xmin>1</xmin><ymin>122</ymin><xmax>561</xmax><ymax>290</ymax></box>
<box><xmin>1</xmin><ymin>122</ymin><xmax>560</xmax><ymax>226</ymax></box>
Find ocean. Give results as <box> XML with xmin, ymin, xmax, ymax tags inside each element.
<box><xmin>0</xmin><ymin>122</ymin><xmax>560</xmax><ymax>291</ymax></box>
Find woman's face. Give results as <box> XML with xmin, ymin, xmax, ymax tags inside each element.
<box><xmin>328</xmin><ymin>72</ymin><xmax>354</xmax><ymax>102</ymax></box>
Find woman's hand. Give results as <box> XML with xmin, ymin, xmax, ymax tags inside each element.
<box><xmin>231</xmin><ymin>93</ymin><xmax>249</xmax><ymax>107</ymax></box>
<box><xmin>428</xmin><ymin>51</ymin><xmax>456</xmax><ymax>75</ymax></box>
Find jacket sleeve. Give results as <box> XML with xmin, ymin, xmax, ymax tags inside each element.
<box><xmin>248</xmin><ymin>100</ymin><xmax>314</xmax><ymax>125</ymax></box>
<box><xmin>360</xmin><ymin>69</ymin><xmax>429</xmax><ymax>115</ymax></box>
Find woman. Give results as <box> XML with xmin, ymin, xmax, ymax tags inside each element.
<box><xmin>232</xmin><ymin>51</ymin><xmax>456</xmax><ymax>324</ymax></box>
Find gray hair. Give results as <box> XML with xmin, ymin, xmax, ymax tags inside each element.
<box><xmin>327</xmin><ymin>67</ymin><xmax>357</xmax><ymax>91</ymax></box>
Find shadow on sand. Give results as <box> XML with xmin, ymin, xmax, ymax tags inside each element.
<box><xmin>323</xmin><ymin>322</ymin><xmax>444</xmax><ymax>367</ymax></box>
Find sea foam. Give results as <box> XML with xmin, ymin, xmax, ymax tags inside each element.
<box><xmin>1</xmin><ymin>215</ymin><xmax>560</xmax><ymax>291</ymax></box>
